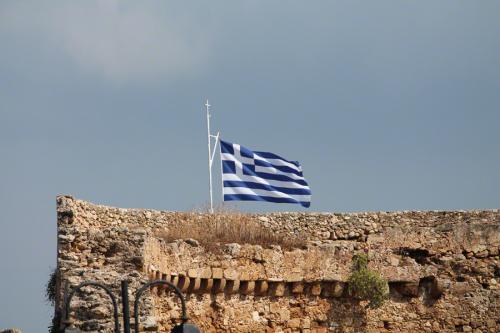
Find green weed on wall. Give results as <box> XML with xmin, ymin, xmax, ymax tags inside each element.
<box><xmin>347</xmin><ymin>253</ymin><xmax>389</xmax><ymax>309</ymax></box>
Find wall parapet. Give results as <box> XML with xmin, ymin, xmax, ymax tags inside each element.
<box><xmin>55</xmin><ymin>196</ymin><xmax>499</xmax><ymax>332</ymax></box>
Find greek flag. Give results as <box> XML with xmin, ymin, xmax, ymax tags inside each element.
<box><xmin>220</xmin><ymin>140</ymin><xmax>311</xmax><ymax>207</ymax></box>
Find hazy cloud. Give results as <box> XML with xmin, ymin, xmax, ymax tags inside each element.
<box><xmin>1</xmin><ymin>1</ymin><xmax>211</xmax><ymax>82</ymax></box>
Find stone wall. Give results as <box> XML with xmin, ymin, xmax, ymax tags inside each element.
<box><xmin>55</xmin><ymin>196</ymin><xmax>499</xmax><ymax>332</ymax></box>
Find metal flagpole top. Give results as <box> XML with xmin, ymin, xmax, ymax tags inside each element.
<box><xmin>205</xmin><ymin>98</ymin><xmax>218</xmax><ymax>214</ymax></box>
<box><xmin>205</xmin><ymin>100</ymin><xmax>211</xmax><ymax>115</ymax></box>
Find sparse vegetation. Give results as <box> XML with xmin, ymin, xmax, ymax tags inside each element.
<box><xmin>157</xmin><ymin>208</ymin><xmax>305</xmax><ymax>252</ymax></box>
<box><xmin>347</xmin><ymin>253</ymin><xmax>389</xmax><ymax>309</ymax></box>
<box><xmin>45</xmin><ymin>267</ymin><xmax>57</xmax><ymax>306</ymax></box>
<box><xmin>46</xmin><ymin>267</ymin><xmax>61</xmax><ymax>333</ymax></box>
<box><xmin>49</xmin><ymin>312</ymin><xmax>61</xmax><ymax>333</ymax></box>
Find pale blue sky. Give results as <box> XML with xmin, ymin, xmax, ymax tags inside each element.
<box><xmin>1</xmin><ymin>1</ymin><xmax>499</xmax><ymax>331</ymax></box>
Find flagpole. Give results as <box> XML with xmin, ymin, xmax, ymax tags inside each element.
<box><xmin>205</xmin><ymin>100</ymin><xmax>214</xmax><ymax>213</ymax></box>
<box><xmin>219</xmin><ymin>134</ymin><xmax>224</xmax><ymax>205</ymax></box>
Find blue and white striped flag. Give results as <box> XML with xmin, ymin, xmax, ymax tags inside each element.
<box><xmin>220</xmin><ymin>140</ymin><xmax>311</xmax><ymax>207</ymax></box>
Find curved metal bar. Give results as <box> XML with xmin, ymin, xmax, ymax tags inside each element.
<box><xmin>134</xmin><ymin>280</ymin><xmax>187</xmax><ymax>333</ymax></box>
<box><xmin>64</xmin><ymin>281</ymin><xmax>120</xmax><ymax>333</ymax></box>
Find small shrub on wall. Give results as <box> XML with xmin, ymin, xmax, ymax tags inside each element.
<box><xmin>347</xmin><ymin>253</ymin><xmax>389</xmax><ymax>309</ymax></box>
<box><xmin>46</xmin><ymin>267</ymin><xmax>61</xmax><ymax>333</ymax></box>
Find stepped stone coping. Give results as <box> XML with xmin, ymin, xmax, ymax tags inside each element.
<box><xmin>147</xmin><ymin>268</ymin><xmax>426</xmax><ymax>298</ymax></box>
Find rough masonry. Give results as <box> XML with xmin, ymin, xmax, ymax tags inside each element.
<box><xmin>55</xmin><ymin>196</ymin><xmax>499</xmax><ymax>332</ymax></box>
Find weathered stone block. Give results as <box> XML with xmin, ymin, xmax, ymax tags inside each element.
<box><xmin>212</xmin><ymin>268</ymin><xmax>223</xmax><ymax>279</ymax></box>
<box><xmin>332</xmin><ymin>282</ymin><xmax>344</xmax><ymax>297</ymax></box>
<box><xmin>213</xmin><ymin>279</ymin><xmax>226</xmax><ymax>293</ymax></box>
<box><xmin>225</xmin><ymin>279</ymin><xmax>240</xmax><ymax>294</ymax></box>
<box><xmin>310</xmin><ymin>282</ymin><xmax>321</xmax><ymax>296</ymax></box>
<box><xmin>189</xmin><ymin>277</ymin><xmax>201</xmax><ymax>292</ymax></box>
<box><xmin>178</xmin><ymin>276</ymin><xmax>190</xmax><ymax>292</ymax></box>
<box><xmin>269</xmin><ymin>282</ymin><xmax>286</xmax><ymax>297</ymax></box>
<box><xmin>199</xmin><ymin>267</ymin><xmax>212</xmax><ymax>279</ymax></box>
<box><xmin>256</xmin><ymin>280</ymin><xmax>269</xmax><ymax>295</ymax></box>
<box><xmin>288</xmin><ymin>318</ymin><xmax>301</xmax><ymax>328</ymax></box>
<box><xmin>241</xmin><ymin>281</ymin><xmax>255</xmax><ymax>295</ymax></box>
<box><xmin>223</xmin><ymin>268</ymin><xmax>239</xmax><ymax>280</ymax></box>
<box><xmin>292</xmin><ymin>282</ymin><xmax>304</xmax><ymax>294</ymax></box>
<box><xmin>187</xmin><ymin>268</ymin><xmax>198</xmax><ymax>278</ymax></box>
<box><xmin>200</xmin><ymin>278</ymin><xmax>213</xmax><ymax>292</ymax></box>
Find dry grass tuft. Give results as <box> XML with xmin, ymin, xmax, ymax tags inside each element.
<box><xmin>158</xmin><ymin>208</ymin><xmax>305</xmax><ymax>252</ymax></box>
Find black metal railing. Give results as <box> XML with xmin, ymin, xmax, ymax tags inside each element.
<box><xmin>63</xmin><ymin>279</ymin><xmax>200</xmax><ymax>333</ymax></box>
